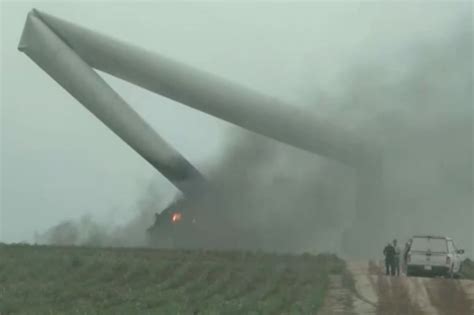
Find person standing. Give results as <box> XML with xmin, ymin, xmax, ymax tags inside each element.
<box><xmin>383</xmin><ymin>242</ymin><xmax>396</xmax><ymax>276</ymax></box>
<box><xmin>403</xmin><ymin>239</ymin><xmax>412</xmax><ymax>274</ymax></box>
<box><xmin>393</xmin><ymin>239</ymin><xmax>401</xmax><ymax>276</ymax></box>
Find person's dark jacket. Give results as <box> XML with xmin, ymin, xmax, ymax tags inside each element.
<box><xmin>383</xmin><ymin>244</ymin><xmax>396</xmax><ymax>261</ymax></box>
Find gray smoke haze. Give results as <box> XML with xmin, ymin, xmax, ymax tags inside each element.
<box><xmin>181</xmin><ymin>20</ymin><xmax>473</xmax><ymax>255</ymax></box>
<box><xmin>40</xmin><ymin>19</ymin><xmax>472</xmax><ymax>256</ymax></box>
<box><xmin>38</xmin><ymin>180</ymin><xmax>171</xmax><ymax>247</ymax></box>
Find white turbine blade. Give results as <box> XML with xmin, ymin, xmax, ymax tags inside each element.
<box><xmin>18</xmin><ymin>10</ymin><xmax>205</xmax><ymax>195</ymax></box>
<box><xmin>31</xmin><ymin>9</ymin><xmax>372</xmax><ymax>167</ymax></box>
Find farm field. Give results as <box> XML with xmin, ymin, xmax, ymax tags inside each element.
<box><xmin>0</xmin><ymin>244</ymin><xmax>344</xmax><ymax>314</ymax></box>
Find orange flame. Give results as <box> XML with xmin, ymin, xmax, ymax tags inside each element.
<box><xmin>172</xmin><ymin>212</ymin><xmax>182</xmax><ymax>223</ymax></box>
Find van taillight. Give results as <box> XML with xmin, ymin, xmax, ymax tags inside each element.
<box><xmin>446</xmin><ymin>256</ymin><xmax>451</xmax><ymax>265</ymax></box>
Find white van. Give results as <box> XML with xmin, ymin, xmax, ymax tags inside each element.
<box><xmin>406</xmin><ymin>235</ymin><xmax>464</xmax><ymax>278</ymax></box>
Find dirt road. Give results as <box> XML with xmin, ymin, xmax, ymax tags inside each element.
<box><xmin>318</xmin><ymin>261</ymin><xmax>474</xmax><ymax>315</ymax></box>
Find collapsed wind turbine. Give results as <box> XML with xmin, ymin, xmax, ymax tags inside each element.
<box><xmin>19</xmin><ymin>9</ymin><xmax>383</xmax><ymax>255</ymax></box>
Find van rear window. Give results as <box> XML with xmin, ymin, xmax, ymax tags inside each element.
<box><xmin>411</xmin><ymin>237</ymin><xmax>447</xmax><ymax>253</ymax></box>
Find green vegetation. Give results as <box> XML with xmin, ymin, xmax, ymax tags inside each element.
<box><xmin>0</xmin><ymin>244</ymin><xmax>344</xmax><ymax>314</ymax></box>
<box><xmin>460</xmin><ymin>258</ymin><xmax>474</xmax><ymax>280</ymax></box>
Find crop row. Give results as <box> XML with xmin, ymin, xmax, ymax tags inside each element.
<box><xmin>0</xmin><ymin>244</ymin><xmax>344</xmax><ymax>314</ymax></box>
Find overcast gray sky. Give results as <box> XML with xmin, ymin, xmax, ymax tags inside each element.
<box><xmin>0</xmin><ymin>1</ymin><xmax>470</xmax><ymax>243</ymax></box>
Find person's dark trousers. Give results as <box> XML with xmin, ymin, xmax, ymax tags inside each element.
<box><xmin>394</xmin><ymin>258</ymin><xmax>400</xmax><ymax>276</ymax></box>
<box><xmin>385</xmin><ymin>260</ymin><xmax>391</xmax><ymax>275</ymax></box>
<box><xmin>390</xmin><ymin>261</ymin><xmax>396</xmax><ymax>276</ymax></box>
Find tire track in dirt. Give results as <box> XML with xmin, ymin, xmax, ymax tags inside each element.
<box><xmin>368</xmin><ymin>261</ymin><xmax>423</xmax><ymax>315</ymax></box>
<box><xmin>425</xmin><ymin>277</ymin><xmax>473</xmax><ymax>315</ymax></box>
<box><xmin>348</xmin><ymin>261</ymin><xmax>474</xmax><ymax>315</ymax></box>
<box><xmin>459</xmin><ymin>280</ymin><xmax>474</xmax><ymax>314</ymax></box>
<box><xmin>404</xmin><ymin>276</ymin><xmax>440</xmax><ymax>315</ymax></box>
<box><xmin>375</xmin><ymin>275</ymin><xmax>423</xmax><ymax>315</ymax></box>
